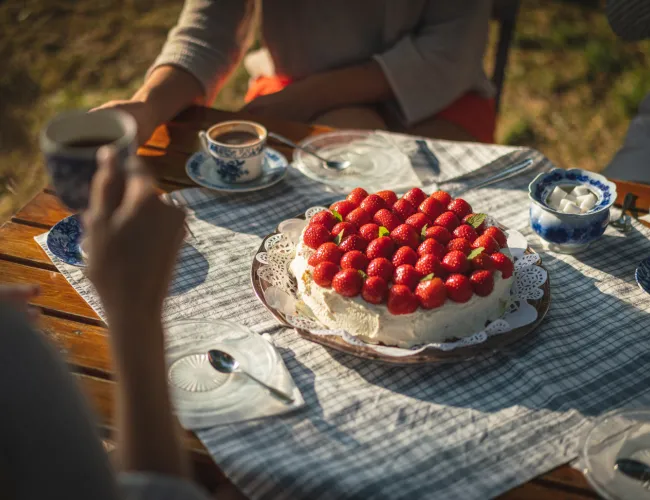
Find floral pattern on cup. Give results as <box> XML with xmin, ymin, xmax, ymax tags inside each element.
<box><xmin>198</xmin><ymin>120</ymin><xmax>267</xmax><ymax>184</ymax></box>
<box><xmin>528</xmin><ymin>168</ymin><xmax>617</xmax><ymax>254</ymax></box>
<box><xmin>215</xmin><ymin>158</ymin><xmax>249</xmax><ymax>183</ymax></box>
<box><xmin>207</xmin><ymin>141</ymin><xmax>265</xmax><ymax>160</ymax></box>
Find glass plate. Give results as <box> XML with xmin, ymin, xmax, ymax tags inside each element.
<box><xmin>165</xmin><ymin>319</ymin><xmax>278</xmax><ymax>417</ymax></box>
<box><xmin>581</xmin><ymin>408</ymin><xmax>650</xmax><ymax>500</ymax></box>
<box><xmin>292</xmin><ymin>130</ymin><xmax>410</xmax><ymax>191</ymax></box>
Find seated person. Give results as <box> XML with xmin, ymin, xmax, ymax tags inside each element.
<box><xmin>603</xmin><ymin>0</ymin><xmax>650</xmax><ymax>183</ymax></box>
<box><xmin>95</xmin><ymin>1</ymin><xmax>495</xmax><ymax>144</ymax></box>
<box><xmin>0</xmin><ymin>150</ymin><xmax>243</xmax><ymax>499</ymax></box>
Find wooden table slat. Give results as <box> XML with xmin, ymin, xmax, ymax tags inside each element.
<box><xmin>12</xmin><ymin>191</ymin><xmax>68</xmax><ymax>228</ymax></box>
<box><xmin>0</xmin><ymin>259</ymin><xmax>101</xmax><ymax>323</ymax></box>
<box><xmin>41</xmin><ymin>314</ymin><xmax>111</xmax><ymax>374</ymax></box>
<box><xmin>0</xmin><ymin>222</ymin><xmax>55</xmax><ymax>269</ymax></box>
<box><xmin>497</xmin><ymin>481</ymin><xmax>597</xmax><ymax>499</ymax></box>
<box><xmin>536</xmin><ymin>466</ymin><xmax>593</xmax><ymax>493</ymax></box>
<box><xmin>614</xmin><ymin>179</ymin><xmax>650</xmax><ymax>213</ymax></box>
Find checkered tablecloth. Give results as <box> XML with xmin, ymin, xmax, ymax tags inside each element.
<box><xmin>36</xmin><ymin>136</ymin><xmax>650</xmax><ymax>499</ymax></box>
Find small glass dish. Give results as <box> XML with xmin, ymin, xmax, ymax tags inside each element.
<box><xmin>580</xmin><ymin>408</ymin><xmax>650</xmax><ymax>500</ymax></box>
<box><xmin>528</xmin><ymin>168</ymin><xmax>617</xmax><ymax>254</ymax></box>
<box><xmin>165</xmin><ymin>319</ymin><xmax>279</xmax><ymax>425</ymax></box>
<box><xmin>292</xmin><ymin>130</ymin><xmax>410</xmax><ymax>191</ymax></box>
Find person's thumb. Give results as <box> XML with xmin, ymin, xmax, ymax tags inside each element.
<box><xmin>85</xmin><ymin>146</ymin><xmax>125</xmax><ymax>225</ymax></box>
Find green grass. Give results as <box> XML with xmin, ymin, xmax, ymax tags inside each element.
<box><xmin>2</xmin><ymin>0</ymin><xmax>650</xmax><ymax>220</ymax></box>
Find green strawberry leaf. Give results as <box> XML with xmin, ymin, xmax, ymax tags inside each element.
<box><xmin>378</xmin><ymin>226</ymin><xmax>390</xmax><ymax>237</ymax></box>
<box><xmin>331</xmin><ymin>210</ymin><xmax>343</xmax><ymax>222</ymax></box>
<box><xmin>358</xmin><ymin>270</ymin><xmax>368</xmax><ymax>280</ymax></box>
<box><xmin>334</xmin><ymin>229</ymin><xmax>345</xmax><ymax>245</ymax></box>
<box><xmin>468</xmin><ymin>247</ymin><xmax>484</xmax><ymax>260</ymax></box>
<box><xmin>465</xmin><ymin>213</ymin><xmax>487</xmax><ymax>229</ymax></box>
<box><xmin>421</xmin><ymin>224</ymin><xmax>428</xmax><ymax>240</ymax></box>
<box><xmin>420</xmin><ymin>273</ymin><xmax>434</xmax><ymax>281</ymax></box>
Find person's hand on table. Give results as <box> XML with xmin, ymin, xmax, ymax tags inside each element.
<box><xmin>0</xmin><ymin>284</ymin><xmax>40</xmax><ymax>321</ymax></box>
<box><xmin>91</xmin><ymin>100</ymin><xmax>158</xmax><ymax>146</ymax></box>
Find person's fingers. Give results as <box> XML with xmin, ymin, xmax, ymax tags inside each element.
<box><xmin>86</xmin><ymin>146</ymin><xmax>125</xmax><ymax>226</ymax></box>
<box><xmin>89</xmin><ymin>100</ymin><xmax>126</xmax><ymax>112</ymax></box>
<box><xmin>117</xmin><ymin>156</ymin><xmax>157</xmax><ymax>215</ymax></box>
<box><xmin>0</xmin><ymin>284</ymin><xmax>40</xmax><ymax>302</ymax></box>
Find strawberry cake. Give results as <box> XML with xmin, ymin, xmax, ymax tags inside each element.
<box><xmin>289</xmin><ymin>187</ymin><xmax>515</xmax><ymax>348</ymax></box>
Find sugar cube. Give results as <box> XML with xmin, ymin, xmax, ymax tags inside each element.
<box><xmin>547</xmin><ymin>186</ymin><xmax>567</xmax><ymax>209</ymax></box>
<box><xmin>577</xmin><ymin>193</ymin><xmax>597</xmax><ymax>211</ymax></box>
<box><xmin>559</xmin><ymin>199</ymin><xmax>572</xmax><ymax>211</ymax></box>
<box><xmin>573</xmin><ymin>186</ymin><xmax>591</xmax><ymax>197</ymax></box>
<box><xmin>563</xmin><ymin>201</ymin><xmax>582</xmax><ymax>214</ymax></box>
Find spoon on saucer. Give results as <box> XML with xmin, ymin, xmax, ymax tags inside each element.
<box><xmin>615</xmin><ymin>457</ymin><xmax>650</xmax><ymax>486</ymax></box>
<box><xmin>268</xmin><ymin>132</ymin><xmax>352</xmax><ymax>171</ymax></box>
<box><xmin>207</xmin><ymin>349</ymin><xmax>295</xmax><ymax>404</ymax></box>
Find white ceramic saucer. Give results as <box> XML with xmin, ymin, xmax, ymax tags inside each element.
<box><xmin>185</xmin><ymin>148</ymin><xmax>288</xmax><ymax>193</ymax></box>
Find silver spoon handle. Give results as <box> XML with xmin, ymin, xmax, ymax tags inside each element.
<box><xmin>240</xmin><ymin>370</ymin><xmax>295</xmax><ymax>404</ymax></box>
<box><xmin>451</xmin><ymin>158</ymin><xmax>534</xmax><ymax>197</ymax></box>
<box><xmin>268</xmin><ymin>132</ymin><xmax>331</xmax><ymax>164</ymax></box>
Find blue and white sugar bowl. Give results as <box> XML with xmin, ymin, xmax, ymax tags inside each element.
<box><xmin>528</xmin><ymin>168</ymin><xmax>617</xmax><ymax>254</ymax></box>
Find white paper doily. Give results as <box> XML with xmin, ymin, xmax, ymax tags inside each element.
<box><xmin>255</xmin><ymin>207</ymin><xmax>548</xmax><ymax>358</ymax></box>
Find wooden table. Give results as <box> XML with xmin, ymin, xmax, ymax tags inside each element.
<box><xmin>2</xmin><ymin>105</ymin><xmax>649</xmax><ymax>499</ymax></box>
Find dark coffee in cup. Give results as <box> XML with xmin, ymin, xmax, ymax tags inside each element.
<box><xmin>40</xmin><ymin>110</ymin><xmax>137</xmax><ymax>211</ymax></box>
<box><xmin>211</xmin><ymin>130</ymin><xmax>260</xmax><ymax>146</ymax></box>
<box><xmin>63</xmin><ymin>138</ymin><xmax>117</xmax><ymax>149</ymax></box>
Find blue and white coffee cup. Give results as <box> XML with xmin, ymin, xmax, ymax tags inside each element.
<box><xmin>40</xmin><ymin>109</ymin><xmax>137</xmax><ymax>211</ymax></box>
<box><xmin>198</xmin><ymin>120</ymin><xmax>267</xmax><ymax>183</ymax></box>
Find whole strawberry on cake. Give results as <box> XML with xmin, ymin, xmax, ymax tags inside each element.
<box><xmin>289</xmin><ymin>187</ymin><xmax>515</xmax><ymax>348</ymax></box>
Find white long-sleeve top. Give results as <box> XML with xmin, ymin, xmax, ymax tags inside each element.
<box><xmin>149</xmin><ymin>0</ymin><xmax>494</xmax><ymax>126</ymax></box>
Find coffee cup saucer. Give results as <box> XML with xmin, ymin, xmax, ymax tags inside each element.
<box><xmin>46</xmin><ymin>214</ymin><xmax>86</xmax><ymax>267</ymax></box>
<box><xmin>636</xmin><ymin>256</ymin><xmax>650</xmax><ymax>295</ymax></box>
<box><xmin>185</xmin><ymin>147</ymin><xmax>288</xmax><ymax>193</ymax></box>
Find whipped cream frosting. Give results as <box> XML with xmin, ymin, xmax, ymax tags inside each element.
<box><xmin>290</xmin><ymin>237</ymin><xmax>514</xmax><ymax>348</ymax></box>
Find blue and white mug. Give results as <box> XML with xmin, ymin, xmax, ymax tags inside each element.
<box><xmin>40</xmin><ymin>109</ymin><xmax>137</xmax><ymax>210</ymax></box>
<box><xmin>198</xmin><ymin>120</ymin><xmax>267</xmax><ymax>183</ymax></box>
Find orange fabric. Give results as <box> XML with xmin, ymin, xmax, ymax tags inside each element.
<box><xmin>245</xmin><ymin>76</ymin><xmax>496</xmax><ymax>143</ymax></box>
<box><xmin>244</xmin><ymin>76</ymin><xmax>293</xmax><ymax>103</ymax></box>
<box><xmin>436</xmin><ymin>92</ymin><xmax>496</xmax><ymax>144</ymax></box>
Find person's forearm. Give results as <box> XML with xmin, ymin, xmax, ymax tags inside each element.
<box><xmin>132</xmin><ymin>65</ymin><xmax>206</xmax><ymax>127</ymax></box>
<box><xmin>305</xmin><ymin>60</ymin><xmax>394</xmax><ymax>113</ymax></box>
<box><xmin>110</xmin><ymin>314</ymin><xmax>189</xmax><ymax>478</ymax></box>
